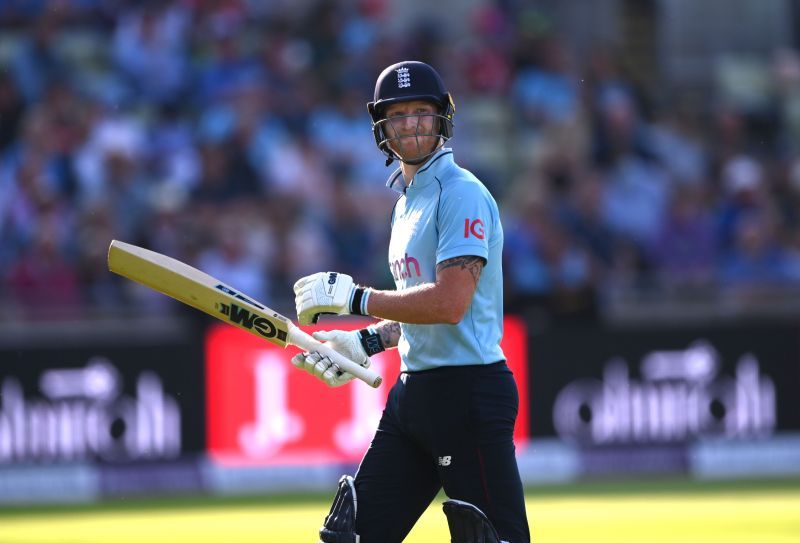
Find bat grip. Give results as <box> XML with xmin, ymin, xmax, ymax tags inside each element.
<box><xmin>286</xmin><ymin>326</ymin><xmax>383</xmax><ymax>388</ymax></box>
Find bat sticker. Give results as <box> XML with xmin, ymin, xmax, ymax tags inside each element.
<box><xmin>215</xmin><ymin>284</ymin><xmax>266</xmax><ymax>310</ymax></box>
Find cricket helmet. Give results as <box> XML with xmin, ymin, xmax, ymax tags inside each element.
<box><xmin>367</xmin><ymin>61</ymin><xmax>455</xmax><ymax>165</ymax></box>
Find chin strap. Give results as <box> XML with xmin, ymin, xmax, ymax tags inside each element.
<box><xmin>382</xmin><ymin>138</ymin><xmax>446</xmax><ymax>168</ymax></box>
<box><xmin>388</xmin><ymin>145</ymin><xmax>442</xmax><ymax>168</ymax></box>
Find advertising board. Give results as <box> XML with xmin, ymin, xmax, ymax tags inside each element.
<box><xmin>528</xmin><ymin>323</ymin><xmax>800</xmax><ymax>445</ymax></box>
<box><xmin>206</xmin><ymin>317</ymin><xmax>529</xmax><ymax>465</ymax></box>
<box><xmin>0</xmin><ymin>340</ymin><xmax>205</xmax><ymax>465</ymax></box>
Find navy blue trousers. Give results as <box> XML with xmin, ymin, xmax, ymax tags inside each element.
<box><xmin>353</xmin><ymin>361</ymin><xmax>530</xmax><ymax>542</ymax></box>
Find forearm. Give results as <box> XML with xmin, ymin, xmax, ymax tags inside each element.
<box><xmin>367</xmin><ymin>283</ymin><xmax>462</xmax><ymax>325</ymax></box>
<box><xmin>372</xmin><ymin>319</ymin><xmax>402</xmax><ymax>349</ymax></box>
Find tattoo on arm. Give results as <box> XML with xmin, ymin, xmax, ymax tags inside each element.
<box><xmin>375</xmin><ymin>320</ymin><xmax>402</xmax><ymax>349</ymax></box>
<box><xmin>436</xmin><ymin>255</ymin><xmax>485</xmax><ymax>286</ymax></box>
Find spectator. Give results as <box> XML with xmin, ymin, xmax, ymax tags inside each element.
<box><xmin>511</xmin><ymin>34</ymin><xmax>580</xmax><ymax>127</ymax></box>
<box><xmin>558</xmin><ymin>174</ymin><xmax>616</xmax><ymax>269</ymax></box>
<box><xmin>715</xmin><ymin>155</ymin><xmax>769</xmax><ymax>252</ymax></box>
<box><xmin>504</xmin><ymin>186</ymin><xmax>595</xmax><ymax>317</ymax></box>
<box><xmin>4</xmin><ymin>211</ymin><xmax>81</xmax><ymax>317</ymax></box>
<box><xmin>112</xmin><ymin>1</ymin><xmax>190</xmax><ymax>104</ymax></box>
<box><xmin>720</xmin><ymin>209</ymin><xmax>795</xmax><ymax>287</ymax></box>
<box><xmin>10</xmin><ymin>13</ymin><xmax>67</xmax><ymax>103</ymax></box>
<box><xmin>196</xmin><ymin>209</ymin><xmax>271</xmax><ymax>305</ymax></box>
<box><xmin>651</xmin><ymin>185</ymin><xmax>717</xmax><ymax>287</ymax></box>
<box><xmin>0</xmin><ymin>73</ymin><xmax>26</xmax><ymax>155</ymax></box>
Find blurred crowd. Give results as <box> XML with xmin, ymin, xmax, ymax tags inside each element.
<box><xmin>1</xmin><ymin>0</ymin><xmax>800</xmax><ymax>321</ymax></box>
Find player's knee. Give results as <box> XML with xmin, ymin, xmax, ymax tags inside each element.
<box><xmin>443</xmin><ymin>499</ymin><xmax>506</xmax><ymax>543</ymax></box>
<box><xmin>319</xmin><ymin>475</ymin><xmax>360</xmax><ymax>543</ymax></box>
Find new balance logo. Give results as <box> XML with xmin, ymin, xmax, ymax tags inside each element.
<box><xmin>396</xmin><ymin>67</ymin><xmax>411</xmax><ymax>88</ymax></box>
<box><xmin>438</xmin><ymin>456</ymin><xmax>452</xmax><ymax>467</ymax></box>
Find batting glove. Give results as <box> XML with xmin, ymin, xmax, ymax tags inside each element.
<box><xmin>293</xmin><ymin>271</ymin><xmax>371</xmax><ymax>325</ymax></box>
<box><xmin>291</xmin><ymin>329</ymin><xmax>385</xmax><ymax>387</ymax></box>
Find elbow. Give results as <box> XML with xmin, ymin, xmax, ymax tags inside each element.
<box><xmin>442</xmin><ymin>313</ymin><xmax>462</xmax><ymax>326</ymax></box>
<box><xmin>442</xmin><ymin>303</ymin><xmax>469</xmax><ymax>325</ymax></box>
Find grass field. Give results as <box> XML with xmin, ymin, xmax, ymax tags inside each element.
<box><xmin>1</xmin><ymin>478</ymin><xmax>799</xmax><ymax>542</ymax></box>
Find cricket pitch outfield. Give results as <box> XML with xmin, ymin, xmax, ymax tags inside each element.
<box><xmin>1</xmin><ymin>479</ymin><xmax>798</xmax><ymax>542</ymax></box>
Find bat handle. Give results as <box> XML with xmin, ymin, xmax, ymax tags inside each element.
<box><xmin>286</xmin><ymin>325</ymin><xmax>383</xmax><ymax>388</ymax></box>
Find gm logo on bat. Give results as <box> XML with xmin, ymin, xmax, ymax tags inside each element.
<box><xmin>217</xmin><ymin>301</ymin><xmax>288</xmax><ymax>342</ymax></box>
<box><xmin>215</xmin><ymin>284</ymin><xmax>287</xmax><ymax>342</ymax></box>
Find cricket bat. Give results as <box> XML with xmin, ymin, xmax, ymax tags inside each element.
<box><xmin>107</xmin><ymin>240</ymin><xmax>382</xmax><ymax>388</ymax></box>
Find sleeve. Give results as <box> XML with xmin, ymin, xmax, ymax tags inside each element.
<box><xmin>436</xmin><ymin>181</ymin><xmax>493</xmax><ymax>265</ymax></box>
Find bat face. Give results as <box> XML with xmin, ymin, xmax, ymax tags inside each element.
<box><xmin>108</xmin><ymin>240</ymin><xmax>290</xmax><ymax>347</ymax></box>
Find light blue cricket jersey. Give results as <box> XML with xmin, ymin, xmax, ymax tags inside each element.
<box><xmin>385</xmin><ymin>148</ymin><xmax>505</xmax><ymax>371</ymax></box>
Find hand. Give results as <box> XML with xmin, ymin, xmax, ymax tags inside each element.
<box><xmin>291</xmin><ymin>330</ymin><xmax>371</xmax><ymax>387</ymax></box>
<box><xmin>294</xmin><ymin>271</ymin><xmax>362</xmax><ymax>325</ymax></box>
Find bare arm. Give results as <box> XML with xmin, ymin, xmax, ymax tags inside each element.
<box><xmin>372</xmin><ymin>320</ymin><xmax>402</xmax><ymax>349</ymax></box>
<box><xmin>367</xmin><ymin>255</ymin><xmax>485</xmax><ymax>325</ymax></box>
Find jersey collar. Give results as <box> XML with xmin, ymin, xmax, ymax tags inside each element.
<box><xmin>385</xmin><ymin>148</ymin><xmax>454</xmax><ymax>194</ymax></box>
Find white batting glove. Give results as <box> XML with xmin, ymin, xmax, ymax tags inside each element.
<box><xmin>293</xmin><ymin>272</ymin><xmax>371</xmax><ymax>325</ymax></box>
<box><xmin>290</xmin><ymin>351</ymin><xmax>354</xmax><ymax>387</ymax></box>
<box><xmin>290</xmin><ymin>329</ymin><xmax>384</xmax><ymax>387</ymax></box>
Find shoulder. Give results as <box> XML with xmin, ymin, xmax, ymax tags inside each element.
<box><xmin>438</xmin><ymin>164</ymin><xmax>497</xmax><ymax>208</ymax></box>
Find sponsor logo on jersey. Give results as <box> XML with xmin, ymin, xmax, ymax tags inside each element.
<box><xmin>464</xmin><ymin>218</ymin><xmax>485</xmax><ymax>240</ymax></box>
<box><xmin>390</xmin><ymin>252</ymin><xmax>421</xmax><ymax>281</ymax></box>
<box><xmin>438</xmin><ymin>455</ymin><xmax>452</xmax><ymax>466</ymax></box>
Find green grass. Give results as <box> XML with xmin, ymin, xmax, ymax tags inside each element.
<box><xmin>1</xmin><ymin>477</ymin><xmax>798</xmax><ymax>542</ymax></box>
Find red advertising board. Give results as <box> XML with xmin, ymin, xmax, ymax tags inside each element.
<box><xmin>206</xmin><ymin>317</ymin><xmax>528</xmax><ymax>466</ymax></box>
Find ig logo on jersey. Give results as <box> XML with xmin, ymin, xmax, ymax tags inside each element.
<box><xmin>464</xmin><ymin>218</ymin><xmax>485</xmax><ymax>240</ymax></box>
